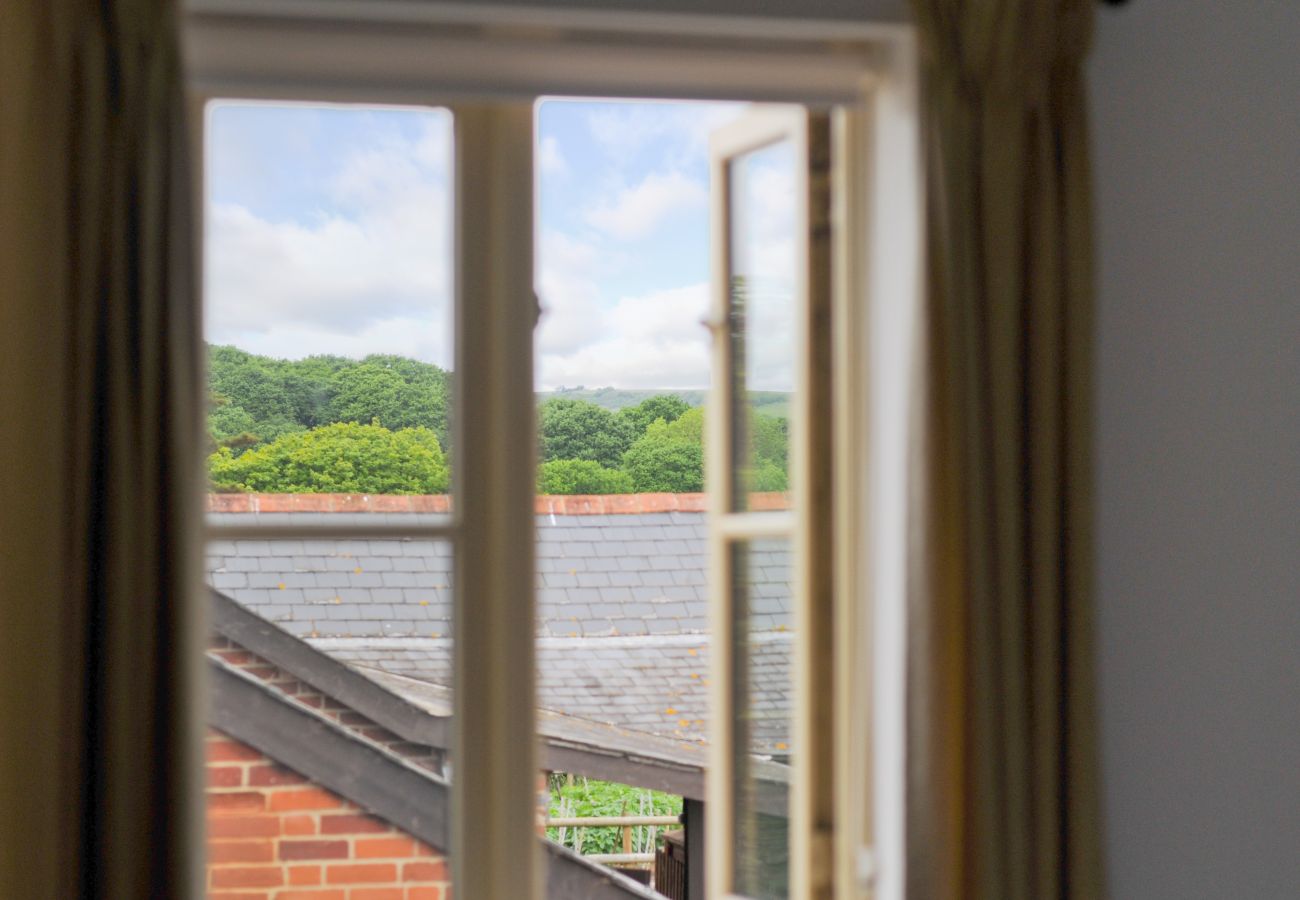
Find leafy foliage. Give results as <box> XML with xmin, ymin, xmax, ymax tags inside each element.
<box><xmin>206</xmin><ymin>345</ymin><xmax>789</xmax><ymax>494</ymax></box>
<box><xmin>208</xmin><ymin>422</ymin><xmax>449</xmax><ymax>494</ymax></box>
<box><xmin>538</xmin><ymin>459</ymin><xmax>634</xmax><ymax>495</ymax></box>
<box><xmin>538</xmin><ymin>398</ymin><xmax>636</xmax><ymax>469</ymax></box>
<box><xmin>621</xmin><ymin>409</ymin><xmax>707</xmax><ymax>493</ymax></box>
<box><xmin>618</xmin><ymin>394</ymin><xmax>691</xmax><ymax>435</ymax></box>
<box><xmin>208</xmin><ymin>345</ymin><xmax>303</xmax><ymax>433</ymax></box>
<box><xmin>546</xmin><ymin>776</ymin><xmax>682</xmax><ymax>856</ymax></box>
<box><xmin>206</xmin><ymin>344</ymin><xmax>451</xmax><ymax>452</ymax></box>
<box><xmin>546</xmin><ymin>385</ymin><xmax>791</xmax><ymax>419</ymax></box>
<box><xmin>740</xmin><ymin>414</ymin><xmax>789</xmax><ymax>493</ymax></box>
<box><xmin>328</xmin><ymin>360</ymin><xmax>450</xmax><ymax>442</ymax></box>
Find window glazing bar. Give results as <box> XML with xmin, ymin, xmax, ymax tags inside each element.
<box><xmin>450</xmin><ymin>103</ymin><xmax>540</xmax><ymax>900</ymax></box>
<box><xmin>713</xmin><ymin>511</ymin><xmax>798</xmax><ymax>540</ymax></box>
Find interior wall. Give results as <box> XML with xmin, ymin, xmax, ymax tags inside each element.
<box><xmin>1090</xmin><ymin>3</ymin><xmax>1300</xmax><ymax>897</ymax></box>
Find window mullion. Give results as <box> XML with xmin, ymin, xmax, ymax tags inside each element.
<box><xmin>451</xmin><ymin>103</ymin><xmax>539</xmax><ymax>900</ymax></box>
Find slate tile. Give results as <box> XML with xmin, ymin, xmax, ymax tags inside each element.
<box><xmin>210</xmin><ymin>572</ymin><xmax>247</xmax><ymax>589</ymax></box>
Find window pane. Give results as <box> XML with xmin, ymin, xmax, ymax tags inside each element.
<box><xmin>202</xmin><ymin>101</ymin><xmax>456</xmax><ymax>899</ymax></box>
<box><xmin>533</xmin><ymin>98</ymin><xmax>747</xmax><ymax>895</ymax></box>
<box><xmin>204</xmin><ymin>538</ymin><xmax>454</xmax><ymax>892</ymax></box>
<box><xmin>727</xmin><ymin>139</ymin><xmax>796</xmax><ymax>512</ymax></box>
<box><xmin>730</xmin><ymin>537</ymin><xmax>793</xmax><ymax>899</ymax></box>
<box><xmin>204</xmin><ymin>101</ymin><xmax>455</xmax><ymax>497</ymax></box>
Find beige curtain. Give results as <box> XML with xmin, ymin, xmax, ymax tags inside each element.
<box><xmin>905</xmin><ymin>1</ymin><xmax>1103</xmax><ymax>898</ymax></box>
<box><xmin>0</xmin><ymin>2</ymin><xmax>203</xmax><ymax>897</ymax></box>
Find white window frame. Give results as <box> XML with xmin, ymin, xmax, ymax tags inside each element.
<box><xmin>704</xmin><ymin>105</ymin><xmax>832</xmax><ymax>900</ymax></box>
<box><xmin>185</xmin><ymin>4</ymin><xmax>921</xmax><ymax>899</ymax></box>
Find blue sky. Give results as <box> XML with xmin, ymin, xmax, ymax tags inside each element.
<box><xmin>205</xmin><ymin>98</ymin><xmax>792</xmax><ymax>390</ymax></box>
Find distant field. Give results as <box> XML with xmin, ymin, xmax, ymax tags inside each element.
<box><xmin>540</xmin><ymin>387</ymin><xmax>790</xmax><ymax>418</ymax></box>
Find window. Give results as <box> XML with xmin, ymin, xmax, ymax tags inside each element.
<box><xmin>187</xmin><ymin>6</ymin><xmax>919</xmax><ymax>899</ymax></box>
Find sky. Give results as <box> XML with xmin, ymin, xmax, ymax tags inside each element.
<box><xmin>205</xmin><ymin>98</ymin><xmax>794</xmax><ymax>391</ymax></box>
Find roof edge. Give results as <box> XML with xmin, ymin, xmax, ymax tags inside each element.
<box><xmin>209</xmin><ymin>660</ymin><xmax>658</xmax><ymax>900</ymax></box>
<box><xmin>209</xmin><ymin>588</ymin><xmax>712</xmax><ymax>799</ymax></box>
<box><xmin>210</xmin><ymin>588</ymin><xmax>450</xmax><ymax>748</ymax></box>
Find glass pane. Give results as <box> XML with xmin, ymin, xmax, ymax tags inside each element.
<box><xmin>204</xmin><ymin>538</ymin><xmax>454</xmax><ymax>892</ymax></box>
<box><xmin>727</xmin><ymin>139</ymin><xmax>796</xmax><ymax>512</ymax></box>
<box><xmin>730</xmin><ymin>537</ymin><xmax>794</xmax><ymax>898</ymax></box>
<box><xmin>204</xmin><ymin>101</ymin><xmax>455</xmax><ymax>501</ymax></box>
<box><xmin>532</xmin><ymin>97</ymin><xmax>747</xmax><ymax>892</ymax></box>
<box><xmin>202</xmin><ymin>101</ymin><xmax>455</xmax><ymax>899</ymax></box>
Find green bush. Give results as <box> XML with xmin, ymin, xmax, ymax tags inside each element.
<box><xmin>546</xmin><ymin>776</ymin><xmax>682</xmax><ymax>856</ymax></box>
<box><xmin>538</xmin><ymin>459</ymin><xmax>634</xmax><ymax>495</ymax></box>
<box><xmin>208</xmin><ymin>421</ymin><xmax>449</xmax><ymax>494</ymax></box>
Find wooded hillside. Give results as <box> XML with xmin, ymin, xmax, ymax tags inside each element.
<box><xmin>207</xmin><ymin>345</ymin><xmax>788</xmax><ymax>494</ymax></box>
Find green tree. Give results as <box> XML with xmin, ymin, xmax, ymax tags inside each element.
<box><xmin>327</xmin><ymin>359</ymin><xmax>450</xmax><ymax>443</ymax></box>
<box><xmin>739</xmin><ymin>413</ymin><xmax>788</xmax><ymax>492</ymax></box>
<box><xmin>208</xmin><ymin>422</ymin><xmax>449</xmax><ymax>494</ymax></box>
<box><xmin>618</xmin><ymin>394</ymin><xmax>691</xmax><ymax>435</ymax></box>
<box><xmin>621</xmin><ymin>411</ymin><xmax>706</xmax><ymax>493</ymax></box>
<box><xmin>281</xmin><ymin>354</ymin><xmax>356</xmax><ymax>427</ymax></box>
<box><xmin>746</xmin><ymin>458</ymin><xmax>788</xmax><ymax>492</ymax></box>
<box><xmin>208</xmin><ymin>345</ymin><xmax>299</xmax><ymax>428</ymax></box>
<box><xmin>208</xmin><ymin>402</ymin><xmax>257</xmax><ymax>442</ymax></box>
<box><xmin>537</xmin><ymin>459</ymin><xmax>634</xmax><ymax>495</ymax></box>
<box><xmin>538</xmin><ymin>398</ymin><xmax>635</xmax><ymax>468</ymax></box>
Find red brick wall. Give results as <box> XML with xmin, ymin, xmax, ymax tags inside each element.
<box><xmin>206</xmin><ymin>729</ymin><xmax>451</xmax><ymax>900</ymax></box>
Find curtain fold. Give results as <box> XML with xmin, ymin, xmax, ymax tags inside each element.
<box><xmin>905</xmin><ymin>1</ymin><xmax>1103</xmax><ymax>898</ymax></box>
<box><xmin>0</xmin><ymin>2</ymin><xmax>203</xmax><ymax>897</ymax></box>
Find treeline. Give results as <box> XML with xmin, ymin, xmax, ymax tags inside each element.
<box><xmin>206</xmin><ymin>344</ymin><xmax>788</xmax><ymax>495</ymax></box>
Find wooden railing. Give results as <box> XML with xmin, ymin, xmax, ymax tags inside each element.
<box><xmin>545</xmin><ymin>814</ymin><xmax>682</xmax><ymax>866</ymax></box>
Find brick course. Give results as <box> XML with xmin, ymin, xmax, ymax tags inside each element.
<box><xmin>206</xmin><ymin>728</ymin><xmax>451</xmax><ymax>900</ymax></box>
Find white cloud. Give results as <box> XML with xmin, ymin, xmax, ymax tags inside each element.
<box><xmin>584</xmin><ymin>101</ymin><xmax>746</xmax><ymax>168</ymax></box>
<box><xmin>732</xmin><ymin>152</ymin><xmax>795</xmax><ymax>279</ymax></box>
<box><xmin>205</xmin><ymin>102</ymin><xmax>798</xmax><ymax>392</ymax></box>
<box><xmin>219</xmin><ymin>315</ymin><xmax>452</xmax><ymax>366</ymax></box>
<box><xmin>536</xmin><ymin>229</ymin><xmax>606</xmax><ymax>355</ymax></box>
<box><xmin>584</xmin><ymin>170</ymin><xmax>706</xmax><ymax>240</ymax></box>
<box><xmin>537</xmin><ymin>283</ymin><xmax>711</xmax><ymax>390</ymax></box>
<box><xmin>204</xmin><ymin>117</ymin><xmax>454</xmax><ymax>366</ymax></box>
<box><xmin>731</xmin><ymin>153</ymin><xmax>797</xmax><ymax>392</ymax></box>
<box><xmin>539</xmin><ymin>135</ymin><xmax>568</xmax><ymax>178</ymax></box>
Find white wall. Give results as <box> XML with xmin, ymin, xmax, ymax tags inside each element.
<box><xmin>1090</xmin><ymin>3</ymin><xmax>1300</xmax><ymax>897</ymax></box>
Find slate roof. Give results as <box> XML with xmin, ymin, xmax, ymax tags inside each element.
<box><xmin>205</xmin><ymin>509</ymin><xmax>793</xmax><ymax>754</ymax></box>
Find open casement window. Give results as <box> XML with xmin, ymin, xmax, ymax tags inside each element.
<box><xmin>190</xmin><ymin>8</ymin><xmax>918</xmax><ymax>900</ymax></box>
<box><xmin>704</xmin><ymin>108</ymin><xmax>840</xmax><ymax>900</ymax></box>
